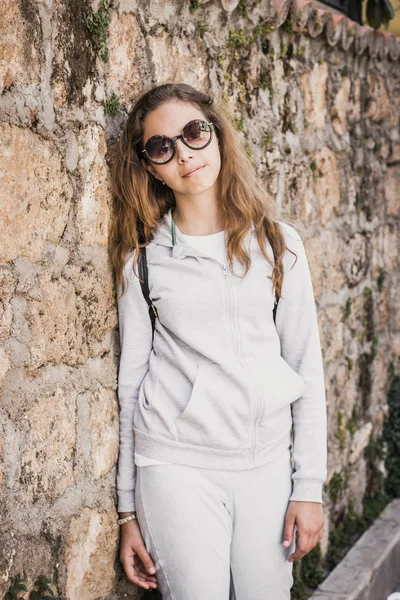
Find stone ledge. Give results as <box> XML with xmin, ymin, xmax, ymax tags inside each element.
<box><xmin>310</xmin><ymin>498</ymin><xmax>400</xmax><ymax>600</ymax></box>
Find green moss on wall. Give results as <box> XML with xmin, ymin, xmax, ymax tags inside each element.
<box><xmin>189</xmin><ymin>0</ymin><xmax>203</xmax><ymax>13</ymax></box>
<box><xmin>104</xmin><ymin>92</ymin><xmax>120</xmax><ymax>116</ymax></box>
<box><xmin>345</xmin><ymin>297</ymin><xmax>352</xmax><ymax>318</ymax></box>
<box><xmin>282</xmin><ymin>19</ymin><xmax>294</xmax><ymax>34</ymax></box>
<box><xmin>238</xmin><ymin>0</ymin><xmax>249</xmax><ymax>19</ymax></box>
<box><xmin>383</xmin><ymin>373</ymin><xmax>400</xmax><ymax>497</ymax></box>
<box><xmin>326</xmin><ymin>470</ymin><xmax>347</xmax><ymax>504</ymax></box>
<box><xmin>346</xmin><ymin>404</ymin><xmax>360</xmax><ymax>437</ymax></box>
<box><xmin>335</xmin><ymin>410</ymin><xmax>347</xmax><ymax>450</ymax></box>
<box><xmin>325</xmin><ymin>500</ymin><xmax>365</xmax><ymax>570</ymax></box>
<box><xmin>226</xmin><ymin>28</ymin><xmax>251</xmax><ymax>51</ymax></box>
<box><xmin>82</xmin><ymin>0</ymin><xmax>111</xmax><ymax>62</ymax></box>
<box><xmin>377</xmin><ymin>268</ymin><xmax>386</xmax><ymax>292</ymax></box>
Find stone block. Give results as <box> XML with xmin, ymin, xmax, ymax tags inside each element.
<box><xmin>0</xmin><ymin>125</ymin><xmax>72</xmax><ymax>262</ymax></box>
<box><xmin>300</xmin><ymin>62</ymin><xmax>328</xmax><ymax>130</ymax></box>
<box><xmin>19</xmin><ymin>387</ymin><xmax>76</xmax><ymax>504</ymax></box>
<box><xmin>65</xmin><ymin>508</ymin><xmax>119</xmax><ymax>600</ymax></box>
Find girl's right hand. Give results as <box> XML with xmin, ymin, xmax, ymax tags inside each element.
<box><xmin>119</xmin><ymin>519</ymin><xmax>158</xmax><ymax>590</ymax></box>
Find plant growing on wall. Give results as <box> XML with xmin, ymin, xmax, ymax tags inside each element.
<box><xmin>3</xmin><ymin>574</ymin><xmax>26</xmax><ymax>600</ymax></box>
<box><xmin>3</xmin><ymin>574</ymin><xmax>59</xmax><ymax>600</ymax></box>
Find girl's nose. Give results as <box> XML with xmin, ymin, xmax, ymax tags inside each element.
<box><xmin>175</xmin><ymin>138</ymin><xmax>193</xmax><ymax>161</ymax></box>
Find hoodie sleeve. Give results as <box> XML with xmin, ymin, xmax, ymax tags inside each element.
<box><xmin>116</xmin><ymin>253</ymin><xmax>153</xmax><ymax>513</ymax></box>
<box><xmin>275</xmin><ymin>222</ymin><xmax>328</xmax><ymax>504</ymax></box>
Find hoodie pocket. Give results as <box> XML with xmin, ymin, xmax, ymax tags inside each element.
<box><xmin>137</xmin><ymin>351</ymin><xmax>161</xmax><ymax>413</ymax></box>
<box><xmin>175</xmin><ymin>363</ymin><xmax>251</xmax><ymax>450</ymax></box>
<box><xmin>256</xmin><ymin>357</ymin><xmax>306</xmax><ymax>448</ymax></box>
<box><xmin>259</xmin><ymin>356</ymin><xmax>306</xmax><ymax>422</ymax></box>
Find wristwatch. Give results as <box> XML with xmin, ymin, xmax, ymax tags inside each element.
<box><xmin>118</xmin><ymin>513</ymin><xmax>137</xmax><ymax>525</ymax></box>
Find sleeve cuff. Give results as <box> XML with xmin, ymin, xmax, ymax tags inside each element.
<box><xmin>117</xmin><ymin>489</ymin><xmax>136</xmax><ymax>513</ymax></box>
<box><xmin>289</xmin><ymin>479</ymin><xmax>324</xmax><ymax>504</ymax></box>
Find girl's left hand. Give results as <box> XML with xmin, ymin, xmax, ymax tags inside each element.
<box><xmin>282</xmin><ymin>500</ymin><xmax>324</xmax><ymax>562</ymax></box>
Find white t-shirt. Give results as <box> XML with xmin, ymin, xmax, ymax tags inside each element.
<box><xmin>135</xmin><ymin>229</ymin><xmax>227</xmax><ymax>467</ymax></box>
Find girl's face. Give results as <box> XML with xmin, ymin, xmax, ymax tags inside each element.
<box><xmin>140</xmin><ymin>100</ymin><xmax>221</xmax><ymax>202</ymax></box>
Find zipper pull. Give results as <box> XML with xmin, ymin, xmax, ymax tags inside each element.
<box><xmin>222</xmin><ymin>264</ymin><xmax>228</xmax><ymax>278</ymax></box>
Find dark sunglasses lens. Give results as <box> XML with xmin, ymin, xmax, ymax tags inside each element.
<box><xmin>146</xmin><ymin>136</ymin><xmax>173</xmax><ymax>163</ymax></box>
<box><xmin>182</xmin><ymin>120</ymin><xmax>211</xmax><ymax>148</ymax></box>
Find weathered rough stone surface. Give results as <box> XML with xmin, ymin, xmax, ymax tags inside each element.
<box><xmin>107</xmin><ymin>12</ymin><xmax>144</xmax><ymax>107</ymax></box>
<box><xmin>89</xmin><ymin>387</ymin><xmax>119</xmax><ymax>479</ymax></box>
<box><xmin>385</xmin><ymin>165</ymin><xmax>400</xmax><ymax>217</ymax></box>
<box><xmin>331</xmin><ymin>76</ymin><xmax>351</xmax><ymax>136</ymax></box>
<box><xmin>300</xmin><ymin>62</ymin><xmax>329</xmax><ymax>130</ymax></box>
<box><xmin>364</xmin><ymin>73</ymin><xmax>390</xmax><ymax>122</ymax></box>
<box><xmin>322</xmin><ymin>230</ymin><xmax>347</xmax><ymax>294</ymax></box>
<box><xmin>64</xmin><ymin>508</ymin><xmax>119</xmax><ymax>600</ymax></box>
<box><xmin>304</xmin><ymin>236</ymin><xmax>323</xmax><ymax>300</ymax></box>
<box><xmin>0</xmin><ymin>0</ymin><xmax>399</xmax><ymax>598</ymax></box>
<box><xmin>349</xmin><ymin>421</ymin><xmax>373</xmax><ymax>465</ymax></box>
<box><xmin>0</xmin><ymin>1</ymin><xmax>41</xmax><ymax>94</ymax></box>
<box><xmin>147</xmin><ymin>32</ymin><xmax>208</xmax><ymax>88</ymax></box>
<box><xmin>313</xmin><ymin>147</ymin><xmax>341</xmax><ymax>226</ymax></box>
<box><xmin>75</xmin><ymin>126</ymin><xmax>113</xmax><ymax>247</ymax></box>
<box><xmin>0</xmin><ymin>432</ymin><xmax>3</xmax><ymax>495</ymax></box>
<box><xmin>51</xmin><ymin>0</ymin><xmax>97</xmax><ymax>110</ymax></box>
<box><xmin>0</xmin><ymin>125</ymin><xmax>73</xmax><ymax>263</ymax></box>
<box><xmin>341</xmin><ymin>233</ymin><xmax>369</xmax><ymax>288</ymax></box>
<box><xmin>19</xmin><ymin>387</ymin><xmax>76</xmax><ymax>505</ymax></box>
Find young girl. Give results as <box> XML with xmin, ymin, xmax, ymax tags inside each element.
<box><xmin>109</xmin><ymin>82</ymin><xmax>327</xmax><ymax>599</ymax></box>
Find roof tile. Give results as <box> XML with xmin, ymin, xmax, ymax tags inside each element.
<box><xmin>221</xmin><ymin>0</ymin><xmax>400</xmax><ymax>61</ymax></box>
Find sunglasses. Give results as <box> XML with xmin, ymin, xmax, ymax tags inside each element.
<box><xmin>141</xmin><ymin>119</ymin><xmax>215</xmax><ymax>165</ymax></box>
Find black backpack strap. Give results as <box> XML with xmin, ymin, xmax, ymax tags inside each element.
<box><xmin>272</xmin><ymin>242</ymin><xmax>280</xmax><ymax>326</ymax></box>
<box><xmin>273</xmin><ymin>292</ymin><xmax>279</xmax><ymax>326</ymax></box>
<box><xmin>138</xmin><ymin>246</ymin><xmax>158</xmax><ymax>343</ymax></box>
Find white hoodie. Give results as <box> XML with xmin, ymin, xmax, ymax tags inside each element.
<box><xmin>116</xmin><ymin>207</ymin><xmax>328</xmax><ymax>512</ymax></box>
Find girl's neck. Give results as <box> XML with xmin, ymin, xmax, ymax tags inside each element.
<box><xmin>172</xmin><ymin>204</ymin><xmax>225</xmax><ymax>236</ymax></box>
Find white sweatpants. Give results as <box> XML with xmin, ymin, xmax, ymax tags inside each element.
<box><xmin>134</xmin><ymin>444</ymin><xmax>297</xmax><ymax>599</ymax></box>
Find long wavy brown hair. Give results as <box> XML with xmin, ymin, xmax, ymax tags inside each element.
<box><xmin>108</xmin><ymin>82</ymin><xmax>297</xmax><ymax>299</ymax></box>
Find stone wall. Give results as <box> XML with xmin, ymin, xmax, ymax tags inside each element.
<box><xmin>0</xmin><ymin>0</ymin><xmax>399</xmax><ymax>598</ymax></box>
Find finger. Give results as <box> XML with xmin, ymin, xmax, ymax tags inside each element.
<box><xmin>310</xmin><ymin>532</ymin><xmax>323</xmax><ymax>552</ymax></box>
<box><xmin>282</xmin><ymin>510</ymin><xmax>296</xmax><ymax>548</ymax></box>
<box><xmin>135</xmin><ymin>567</ymin><xmax>158</xmax><ymax>583</ymax></box>
<box><xmin>129</xmin><ymin>571</ymin><xmax>158</xmax><ymax>590</ymax></box>
<box><xmin>289</xmin><ymin>543</ymin><xmax>310</xmax><ymax>562</ymax></box>
<box><xmin>122</xmin><ymin>562</ymin><xmax>153</xmax><ymax>589</ymax></box>
<box><xmin>134</xmin><ymin>558</ymin><xmax>158</xmax><ymax>586</ymax></box>
<box><xmin>137</xmin><ymin>576</ymin><xmax>158</xmax><ymax>590</ymax></box>
<box><xmin>290</xmin><ymin>538</ymin><xmax>318</xmax><ymax>563</ymax></box>
<box><xmin>289</xmin><ymin>530</ymin><xmax>311</xmax><ymax>562</ymax></box>
<box><xmin>136</xmin><ymin>546</ymin><xmax>157</xmax><ymax>576</ymax></box>
<box><xmin>120</xmin><ymin>554</ymin><xmax>156</xmax><ymax>589</ymax></box>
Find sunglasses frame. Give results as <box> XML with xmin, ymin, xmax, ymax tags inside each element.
<box><xmin>141</xmin><ymin>119</ymin><xmax>215</xmax><ymax>165</ymax></box>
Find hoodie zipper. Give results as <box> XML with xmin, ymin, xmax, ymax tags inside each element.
<box><xmin>223</xmin><ymin>260</ymin><xmax>263</xmax><ymax>467</ymax></box>
<box><xmin>170</xmin><ymin>215</ymin><xmax>262</xmax><ymax>467</ymax></box>
<box><xmin>183</xmin><ymin>251</ymin><xmax>262</xmax><ymax>467</ymax></box>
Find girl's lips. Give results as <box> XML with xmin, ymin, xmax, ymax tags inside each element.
<box><xmin>183</xmin><ymin>166</ymin><xmax>204</xmax><ymax>177</ymax></box>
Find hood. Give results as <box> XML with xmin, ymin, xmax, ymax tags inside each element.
<box><xmin>151</xmin><ymin>207</ymin><xmax>176</xmax><ymax>248</ymax></box>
